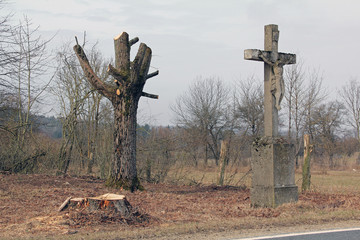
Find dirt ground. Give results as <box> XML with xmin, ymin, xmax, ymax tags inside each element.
<box><xmin>1</xmin><ymin>173</ymin><xmax>360</xmax><ymax>239</ymax></box>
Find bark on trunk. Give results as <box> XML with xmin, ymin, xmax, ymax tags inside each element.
<box><xmin>108</xmin><ymin>91</ymin><xmax>141</xmax><ymax>191</ymax></box>
<box><xmin>217</xmin><ymin>140</ymin><xmax>229</xmax><ymax>186</ymax></box>
<box><xmin>74</xmin><ymin>32</ymin><xmax>158</xmax><ymax>191</ymax></box>
<box><xmin>302</xmin><ymin>134</ymin><xmax>312</xmax><ymax>192</ymax></box>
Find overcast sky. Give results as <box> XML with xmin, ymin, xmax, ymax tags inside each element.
<box><xmin>8</xmin><ymin>0</ymin><xmax>360</xmax><ymax>125</ymax></box>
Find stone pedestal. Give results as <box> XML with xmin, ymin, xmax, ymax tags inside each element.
<box><xmin>251</xmin><ymin>137</ymin><xmax>298</xmax><ymax>208</ymax></box>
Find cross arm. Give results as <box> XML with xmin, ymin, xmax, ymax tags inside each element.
<box><xmin>244</xmin><ymin>49</ymin><xmax>296</xmax><ymax>65</ymax></box>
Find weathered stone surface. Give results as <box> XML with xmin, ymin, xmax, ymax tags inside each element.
<box><xmin>251</xmin><ymin>137</ymin><xmax>298</xmax><ymax>207</ymax></box>
<box><xmin>244</xmin><ymin>49</ymin><xmax>296</xmax><ymax>64</ymax></box>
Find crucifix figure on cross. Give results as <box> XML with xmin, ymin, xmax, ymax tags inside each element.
<box><xmin>258</xmin><ymin>52</ymin><xmax>292</xmax><ymax>111</ymax></box>
<box><xmin>244</xmin><ymin>24</ymin><xmax>296</xmax><ymax>137</ymax></box>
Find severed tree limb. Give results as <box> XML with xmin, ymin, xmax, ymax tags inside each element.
<box><xmin>73</xmin><ymin>44</ymin><xmax>113</xmax><ymax>99</ymax></box>
<box><xmin>146</xmin><ymin>70</ymin><xmax>159</xmax><ymax>80</ymax></box>
<box><xmin>58</xmin><ymin>196</ymin><xmax>72</xmax><ymax>212</ymax></box>
<box><xmin>129</xmin><ymin>37</ymin><xmax>139</xmax><ymax>46</ymax></box>
<box><xmin>142</xmin><ymin>92</ymin><xmax>159</xmax><ymax>99</ymax></box>
<box><xmin>107</xmin><ymin>64</ymin><xmax>127</xmax><ymax>83</ymax></box>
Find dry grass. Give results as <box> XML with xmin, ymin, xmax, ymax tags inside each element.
<box><xmin>165</xmin><ymin>164</ymin><xmax>252</xmax><ymax>186</ymax></box>
<box><xmin>1</xmin><ymin>166</ymin><xmax>360</xmax><ymax>239</ymax></box>
<box><xmin>295</xmin><ymin>170</ymin><xmax>360</xmax><ymax>194</ymax></box>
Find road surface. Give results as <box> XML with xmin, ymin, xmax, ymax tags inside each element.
<box><xmin>235</xmin><ymin>228</ymin><xmax>360</xmax><ymax>240</ymax></box>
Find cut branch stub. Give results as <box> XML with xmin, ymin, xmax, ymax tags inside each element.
<box><xmin>108</xmin><ymin>64</ymin><xmax>127</xmax><ymax>83</ymax></box>
<box><xmin>129</xmin><ymin>37</ymin><xmax>139</xmax><ymax>46</ymax></box>
<box><xmin>146</xmin><ymin>70</ymin><xmax>159</xmax><ymax>80</ymax></box>
<box><xmin>142</xmin><ymin>92</ymin><xmax>159</xmax><ymax>99</ymax></box>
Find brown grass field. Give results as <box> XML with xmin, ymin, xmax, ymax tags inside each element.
<box><xmin>1</xmin><ymin>167</ymin><xmax>360</xmax><ymax>239</ymax></box>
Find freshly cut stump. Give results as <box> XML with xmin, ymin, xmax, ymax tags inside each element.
<box><xmin>59</xmin><ymin>193</ymin><xmax>132</xmax><ymax>216</ymax></box>
<box><xmin>88</xmin><ymin>193</ymin><xmax>131</xmax><ymax>216</ymax></box>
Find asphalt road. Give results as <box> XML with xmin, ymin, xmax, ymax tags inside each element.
<box><xmin>235</xmin><ymin>228</ymin><xmax>360</xmax><ymax>240</ymax></box>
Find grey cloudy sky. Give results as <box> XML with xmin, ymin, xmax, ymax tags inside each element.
<box><xmin>9</xmin><ymin>0</ymin><xmax>360</xmax><ymax>125</ymax></box>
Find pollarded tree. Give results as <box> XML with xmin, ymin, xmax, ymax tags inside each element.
<box><xmin>74</xmin><ymin>32</ymin><xmax>159</xmax><ymax>191</ymax></box>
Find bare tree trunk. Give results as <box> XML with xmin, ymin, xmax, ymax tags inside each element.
<box><xmin>302</xmin><ymin>134</ymin><xmax>312</xmax><ymax>192</ymax></box>
<box><xmin>218</xmin><ymin>140</ymin><xmax>228</xmax><ymax>186</ymax></box>
<box><xmin>87</xmin><ymin>95</ymin><xmax>101</xmax><ymax>174</ymax></box>
<box><xmin>74</xmin><ymin>32</ymin><xmax>158</xmax><ymax>191</ymax></box>
<box><xmin>63</xmin><ymin>141</ymin><xmax>74</xmax><ymax>175</ymax></box>
<box><xmin>204</xmin><ymin>144</ymin><xmax>208</xmax><ymax>166</ymax></box>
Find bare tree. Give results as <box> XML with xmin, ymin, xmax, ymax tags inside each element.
<box><xmin>0</xmin><ymin>15</ymin><xmax>54</xmax><ymax>173</ymax></box>
<box><xmin>0</xmin><ymin>0</ymin><xmax>18</xmax><ymax>90</ymax></box>
<box><xmin>284</xmin><ymin>64</ymin><xmax>326</xmax><ymax>168</ymax></box>
<box><xmin>74</xmin><ymin>32</ymin><xmax>159</xmax><ymax>191</ymax></box>
<box><xmin>53</xmin><ymin>40</ymin><xmax>110</xmax><ymax>175</ymax></box>
<box><xmin>339</xmin><ymin>78</ymin><xmax>360</xmax><ymax>145</ymax></box>
<box><xmin>13</xmin><ymin>16</ymin><xmax>54</xmax><ymax>147</ymax></box>
<box><xmin>79</xmin><ymin>43</ymin><xmax>109</xmax><ymax>174</ymax></box>
<box><xmin>53</xmin><ymin>43</ymin><xmax>87</xmax><ymax>174</ymax></box>
<box><xmin>284</xmin><ymin>60</ymin><xmax>305</xmax><ymax>167</ymax></box>
<box><xmin>303</xmin><ymin>68</ymin><xmax>326</xmax><ymax>140</ymax></box>
<box><xmin>235</xmin><ymin>76</ymin><xmax>264</xmax><ymax>137</ymax></box>
<box><xmin>0</xmin><ymin>0</ymin><xmax>20</xmax><ymax>135</ymax></box>
<box><xmin>137</xmin><ymin>126</ymin><xmax>176</xmax><ymax>183</ymax></box>
<box><xmin>312</xmin><ymin>101</ymin><xmax>345</xmax><ymax>168</ymax></box>
<box><xmin>171</xmin><ymin>77</ymin><xmax>230</xmax><ymax>165</ymax></box>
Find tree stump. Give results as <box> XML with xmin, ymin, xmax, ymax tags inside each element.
<box><xmin>58</xmin><ymin>193</ymin><xmax>132</xmax><ymax>216</ymax></box>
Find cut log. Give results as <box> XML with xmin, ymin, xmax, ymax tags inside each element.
<box><xmin>58</xmin><ymin>196</ymin><xmax>72</xmax><ymax>212</ymax></box>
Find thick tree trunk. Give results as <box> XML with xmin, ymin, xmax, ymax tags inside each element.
<box><xmin>107</xmin><ymin>92</ymin><xmax>141</xmax><ymax>191</ymax></box>
<box><xmin>74</xmin><ymin>32</ymin><xmax>158</xmax><ymax>191</ymax></box>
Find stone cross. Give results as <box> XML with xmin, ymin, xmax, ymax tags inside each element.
<box><xmin>244</xmin><ymin>24</ymin><xmax>298</xmax><ymax>208</ymax></box>
<box><xmin>244</xmin><ymin>24</ymin><xmax>296</xmax><ymax>137</ymax></box>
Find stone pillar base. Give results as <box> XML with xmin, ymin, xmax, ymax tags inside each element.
<box><xmin>251</xmin><ymin>185</ymin><xmax>298</xmax><ymax>208</ymax></box>
<box><xmin>274</xmin><ymin>185</ymin><xmax>298</xmax><ymax>206</ymax></box>
<box><xmin>251</xmin><ymin>137</ymin><xmax>298</xmax><ymax>208</ymax></box>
